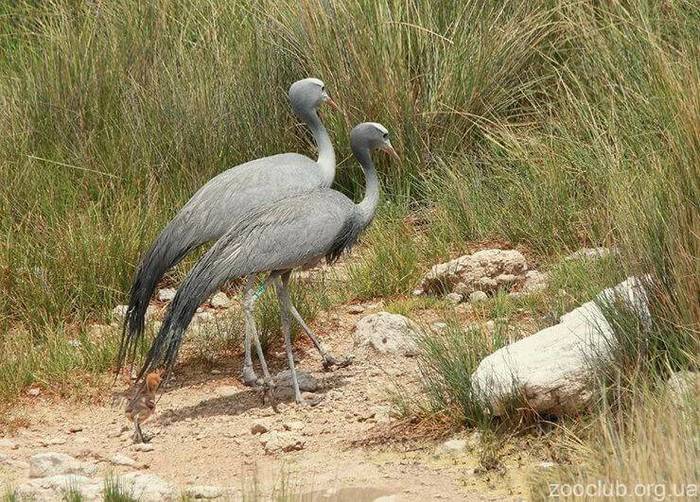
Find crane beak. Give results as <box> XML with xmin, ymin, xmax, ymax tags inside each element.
<box><xmin>324</xmin><ymin>96</ymin><xmax>339</xmax><ymax>111</ymax></box>
<box><xmin>382</xmin><ymin>143</ymin><xmax>400</xmax><ymax>161</ymax></box>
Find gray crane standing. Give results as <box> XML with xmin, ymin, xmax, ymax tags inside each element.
<box><xmin>117</xmin><ymin>78</ymin><xmax>350</xmax><ymax>386</ymax></box>
<box><xmin>136</xmin><ymin>123</ymin><xmax>397</xmax><ymax>404</ymax></box>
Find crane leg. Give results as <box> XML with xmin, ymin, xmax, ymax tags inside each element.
<box><xmin>241</xmin><ymin>276</ymin><xmax>260</xmax><ymax>386</ymax></box>
<box><xmin>288</xmin><ymin>304</ymin><xmax>353</xmax><ymax>370</ymax></box>
<box><xmin>275</xmin><ymin>273</ymin><xmax>304</xmax><ymax>404</ymax></box>
<box><xmin>133</xmin><ymin>417</ymin><xmax>144</xmax><ymax>444</ymax></box>
<box><xmin>242</xmin><ymin>275</ymin><xmax>274</xmax><ymax>388</ymax></box>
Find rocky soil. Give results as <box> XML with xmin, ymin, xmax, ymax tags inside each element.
<box><xmin>0</xmin><ymin>299</ymin><xmax>541</xmax><ymax>501</ymax></box>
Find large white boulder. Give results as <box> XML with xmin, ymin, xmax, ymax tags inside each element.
<box><xmin>419</xmin><ymin>249</ymin><xmax>528</xmax><ymax>296</ymax></box>
<box><xmin>472</xmin><ymin>277</ymin><xmax>649</xmax><ymax>416</ymax></box>
<box><xmin>354</xmin><ymin>312</ymin><xmax>420</xmax><ymax>356</ymax></box>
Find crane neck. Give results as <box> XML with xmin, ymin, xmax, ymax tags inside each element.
<box><xmin>301</xmin><ymin>109</ymin><xmax>335</xmax><ymax>187</ymax></box>
<box><xmin>353</xmin><ymin>146</ymin><xmax>380</xmax><ymax>227</ymax></box>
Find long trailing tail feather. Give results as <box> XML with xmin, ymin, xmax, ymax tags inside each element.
<box><xmin>135</xmin><ymin>238</ymin><xmax>245</xmax><ymax>381</ymax></box>
<box><xmin>116</xmin><ymin>221</ymin><xmax>197</xmax><ymax>374</ymax></box>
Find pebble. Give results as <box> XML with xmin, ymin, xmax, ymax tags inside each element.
<box><xmin>157</xmin><ymin>288</ymin><xmax>177</xmax><ymax>302</ymax></box>
<box><xmin>133</xmin><ymin>443</ymin><xmax>155</xmax><ymax>452</ymax></box>
<box><xmin>210</xmin><ymin>291</ymin><xmax>231</xmax><ymax>309</ymax></box>
<box><xmin>250</xmin><ymin>421</ymin><xmax>269</xmax><ymax>435</ymax></box>
<box><xmin>27</xmin><ymin>388</ymin><xmax>41</xmax><ymax>397</ymax></box>
<box><xmin>111</xmin><ymin>453</ymin><xmax>137</xmax><ymax>467</ymax></box>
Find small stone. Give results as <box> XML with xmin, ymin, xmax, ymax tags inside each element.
<box><xmin>41</xmin><ymin>437</ymin><xmax>66</xmax><ymax>446</ymax></box>
<box><xmin>186</xmin><ymin>485</ymin><xmax>225</xmax><ymax>499</ymax></box>
<box><xmin>133</xmin><ymin>443</ymin><xmax>155</xmax><ymax>452</ymax></box>
<box><xmin>157</xmin><ymin>288</ymin><xmax>177</xmax><ymax>302</ymax></box>
<box><xmin>347</xmin><ymin>304</ymin><xmax>365</xmax><ymax>314</ymax></box>
<box><xmin>250</xmin><ymin>421</ymin><xmax>269</xmax><ymax>435</ymax></box>
<box><xmin>260</xmin><ymin>431</ymin><xmax>305</xmax><ymax>454</ymax></box>
<box><xmin>111</xmin><ymin>453</ymin><xmax>137</xmax><ymax>466</ymax></box>
<box><xmin>485</xmin><ymin>320</ymin><xmax>495</xmax><ymax>332</ymax></box>
<box><xmin>469</xmin><ymin>291</ymin><xmax>488</xmax><ymax>303</ymax></box>
<box><xmin>445</xmin><ymin>292</ymin><xmax>463</xmax><ymax>304</ymax></box>
<box><xmin>68</xmin><ymin>426</ymin><xmax>83</xmax><ymax>434</ymax></box>
<box><xmin>431</xmin><ymin>322</ymin><xmax>448</xmax><ymax>331</ymax></box>
<box><xmin>112</xmin><ymin>305</ymin><xmax>129</xmax><ymax>320</ymax></box>
<box><xmin>210</xmin><ymin>292</ymin><xmax>231</xmax><ymax>309</ymax></box>
<box><xmin>210</xmin><ymin>369</ymin><xmax>222</xmax><ymax>375</ymax></box>
<box><xmin>27</xmin><ymin>388</ymin><xmax>41</xmax><ymax>397</ymax></box>
<box><xmin>537</xmin><ymin>461</ymin><xmax>557</xmax><ymax>470</ymax></box>
<box><xmin>67</xmin><ymin>339</ymin><xmax>81</xmax><ymax>348</ymax></box>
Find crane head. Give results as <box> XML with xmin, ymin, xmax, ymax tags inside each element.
<box><xmin>289</xmin><ymin>78</ymin><xmax>338</xmax><ymax>117</ymax></box>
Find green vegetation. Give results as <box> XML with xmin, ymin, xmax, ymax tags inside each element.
<box><xmin>0</xmin><ymin>0</ymin><xmax>697</xmax><ymax>497</ymax></box>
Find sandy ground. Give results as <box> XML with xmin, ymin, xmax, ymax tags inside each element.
<box><xmin>0</xmin><ymin>303</ymin><xmax>536</xmax><ymax>501</ymax></box>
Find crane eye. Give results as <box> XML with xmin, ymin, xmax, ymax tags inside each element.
<box><xmin>321</xmin><ymin>86</ymin><xmax>325</xmax><ymax>92</ymax></box>
<box><xmin>383</xmin><ymin>133</ymin><xmax>389</xmax><ymax>139</ymax></box>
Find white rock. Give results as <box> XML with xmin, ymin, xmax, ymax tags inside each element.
<box><xmin>157</xmin><ymin>288</ymin><xmax>177</xmax><ymax>302</ymax></box>
<box><xmin>260</xmin><ymin>431</ymin><xmax>305</xmax><ymax>454</ymax></box>
<box><xmin>420</xmin><ymin>249</ymin><xmax>528</xmax><ymax>296</ymax></box>
<box><xmin>118</xmin><ymin>472</ymin><xmax>176</xmax><ymax>502</ymax></box>
<box><xmin>469</xmin><ymin>291</ymin><xmax>488</xmax><ymax>303</ymax></box>
<box><xmin>431</xmin><ymin>322</ymin><xmax>448</xmax><ymax>331</ymax></box>
<box><xmin>111</xmin><ymin>453</ymin><xmax>137</xmax><ymax>466</ymax></box>
<box><xmin>185</xmin><ymin>485</ymin><xmax>225</xmax><ymax>499</ymax></box>
<box><xmin>273</xmin><ymin>370</ymin><xmax>318</xmax><ymax>392</ymax></box>
<box><xmin>145</xmin><ymin>305</ymin><xmax>159</xmax><ymax>321</ymax></box>
<box><xmin>354</xmin><ymin>312</ymin><xmax>420</xmax><ymax>356</ymax></box>
<box><xmin>210</xmin><ymin>292</ymin><xmax>230</xmax><ymax>309</ymax></box>
<box><xmin>472</xmin><ymin>277</ymin><xmax>649</xmax><ymax>416</ymax></box>
<box><xmin>112</xmin><ymin>305</ymin><xmax>129</xmax><ymax>320</ymax></box>
<box><xmin>27</xmin><ymin>388</ymin><xmax>41</xmax><ymax>397</ymax></box>
<box><xmin>29</xmin><ymin>452</ymin><xmax>97</xmax><ymax>478</ymax></box>
<box><xmin>132</xmin><ymin>443</ymin><xmax>155</xmax><ymax>452</ymax></box>
<box><xmin>445</xmin><ymin>292</ymin><xmax>463</xmax><ymax>304</ymax></box>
